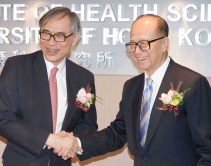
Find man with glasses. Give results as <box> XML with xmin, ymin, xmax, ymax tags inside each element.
<box><xmin>0</xmin><ymin>7</ymin><xmax>97</xmax><ymax>166</ymax></box>
<box><xmin>60</xmin><ymin>14</ymin><xmax>211</xmax><ymax>165</ymax></box>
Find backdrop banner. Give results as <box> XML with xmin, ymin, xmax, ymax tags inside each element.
<box><xmin>0</xmin><ymin>0</ymin><xmax>211</xmax><ymax>76</ymax></box>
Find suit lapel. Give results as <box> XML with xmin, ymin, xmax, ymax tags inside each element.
<box><xmin>144</xmin><ymin>59</ymin><xmax>176</xmax><ymax>150</ymax></box>
<box><xmin>131</xmin><ymin>74</ymin><xmax>145</xmax><ymax>153</ymax></box>
<box><xmin>62</xmin><ymin>60</ymin><xmax>79</xmax><ymax>130</ymax></box>
<box><xmin>31</xmin><ymin>51</ymin><xmax>52</xmax><ymax>132</ymax></box>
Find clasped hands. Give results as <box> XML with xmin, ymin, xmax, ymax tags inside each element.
<box><xmin>46</xmin><ymin>131</ymin><xmax>83</xmax><ymax>160</ymax></box>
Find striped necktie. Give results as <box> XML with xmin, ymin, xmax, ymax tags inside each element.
<box><xmin>140</xmin><ymin>77</ymin><xmax>153</xmax><ymax>148</ymax></box>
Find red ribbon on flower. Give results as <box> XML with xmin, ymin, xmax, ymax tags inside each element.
<box><xmin>75</xmin><ymin>100</ymin><xmax>90</xmax><ymax>112</ymax></box>
<box><xmin>85</xmin><ymin>83</ymin><xmax>91</xmax><ymax>93</ymax></box>
<box><xmin>157</xmin><ymin>104</ymin><xmax>179</xmax><ymax>117</ymax></box>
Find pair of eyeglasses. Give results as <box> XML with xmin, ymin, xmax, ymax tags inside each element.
<box><xmin>39</xmin><ymin>31</ymin><xmax>74</xmax><ymax>42</ymax></box>
<box><xmin>125</xmin><ymin>37</ymin><xmax>165</xmax><ymax>53</ymax></box>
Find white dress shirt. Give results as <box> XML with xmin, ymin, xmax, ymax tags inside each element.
<box><xmin>44</xmin><ymin>57</ymin><xmax>68</xmax><ymax>134</ymax></box>
<box><xmin>143</xmin><ymin>56</ymin><xmax>170</xmax><ymax>115</ymax></box>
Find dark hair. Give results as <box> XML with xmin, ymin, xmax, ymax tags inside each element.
<box><xmin>134</xmin><ymin>14</ymin><xmax>169</xmax><ymax>37</ymax></box>
<box><xmin>39</xmin><ymin>7</ymin><xmax>81</xmax><ymax>34</ymax></box>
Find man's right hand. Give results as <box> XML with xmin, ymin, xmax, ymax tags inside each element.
<box><xmin>45</xmin><ymin>132</ymin><xmax>83</xmax><ymax>160</ymax></box>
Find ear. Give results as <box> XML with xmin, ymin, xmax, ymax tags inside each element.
<box><xmin>72</xmin><ymin>32</ymin><xmax>80</xmax><ymax>46</ymax></box>
<box><xmin>162</xmin><ymin>37</ymin><xmax>170</xmax><ymax>51</ymax></box>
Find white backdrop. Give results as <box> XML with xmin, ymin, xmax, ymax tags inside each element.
<box><xmin>0</xmin><ymin>0</ymin><xmax>211</xmax><ymax>76</ymax></box>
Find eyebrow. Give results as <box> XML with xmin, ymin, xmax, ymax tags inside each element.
<box><xmin>40</xmin><ymin>29</ymin><xmax>66</xmax><ymax>35</ymax></box>
<box><xmin>130</xmin><ymin>39</ymin><xmax>150</xmax><ymax>42</ymax></box>
<box><xmin>41</xmin><ymin>29</ymin><xmax>50</xmax><ymax>33</ymax></box>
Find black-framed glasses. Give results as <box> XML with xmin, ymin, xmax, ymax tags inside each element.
<box><xmin>39</xmin><ymin>31</ymin><xmax>74</xmax><ymax>42</ymax></box>
<box><xmin>125</xmin><ymin>37</ymin><xmax>165</xmax><ymax>53</ymax></box>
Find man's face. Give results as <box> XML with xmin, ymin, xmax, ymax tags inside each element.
<box><xmin>130</xmin><ymin>16</ymin><xmax>169</xmax><ymax>76</ymax></box>
<box><xmin>39</xmin><ymin>15</ymin><xmax>79</xmax><ymax>66</ymax></box>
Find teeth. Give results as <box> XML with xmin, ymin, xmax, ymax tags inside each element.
<box><xmin>48</xmin><ymin>49</ymin><xmax>57</xmax><ymax>52</ymax></box>
<box><xmin>138</xmin><ymin>57</ymin><xmax>147</xmax><ymax>61</ymax></box>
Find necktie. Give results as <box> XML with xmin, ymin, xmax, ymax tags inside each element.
<box><xmin>49</xmin><ymin>67</ymin><xmax>58</xmax><ymax>134</ymax></box>
<box><xmin>140</xmin><ymin>77</ymin><xmax>153</xmax><ymax>148</ymax></box>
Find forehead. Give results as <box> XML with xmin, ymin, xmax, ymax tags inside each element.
<box><xmin>130</xmin><ymin>17</ymin><xmax>158</xmax><ymax>41</ymax></box>
<box><xmin>41</xmin><ymin>15</ymin><xmax>71</xmax><ymax>33</ymax></box>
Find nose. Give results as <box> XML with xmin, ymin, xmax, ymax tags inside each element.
<box><xmin>48</xmin><ymin>36</ymin><xmax>57</xmax><ymax>45</ymax></box>
<box><xmin>134</xmin><ymin>44</ymin><xmax>143</xmax><ymax>54</ymax></box>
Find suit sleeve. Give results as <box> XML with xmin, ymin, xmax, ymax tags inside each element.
<box><xmin>185</xmin><ymin>76</ymin><xmax>211</xmax><ymax>164</ymax></box>
<box><xmin>78</xmin><ymin>80</ymin><xmax>130</xmax><ymax>160</ymax></box>
<box><xmin>0</xmin><ymin>58</ymin><xmax>49</xmax><ymax>157</ymax></box>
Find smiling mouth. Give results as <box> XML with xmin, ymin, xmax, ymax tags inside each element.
<box><xmin>137</xmin><ymin>57</ymin><xmax>147</xmax><ymax>61</ymax></box>
<box><xmin>47</xmin><ymin>48</ymin><xmax>58</xmax><ymax>53</ymax></box>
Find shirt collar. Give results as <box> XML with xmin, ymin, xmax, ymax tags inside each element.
<box><xmin>43</xmin><ymin>56</ymin><xmax>66</xmax><ymax>78</ymax></box>
<box><xmin>144</xmin><ymin>56</ymin><xmax>170</xmax><ymax>85</ymax></box>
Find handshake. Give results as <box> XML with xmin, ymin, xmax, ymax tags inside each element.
<box><xmin>45</xmin><ymin>131</ymin><xmax>83</xmax><ymax>160</ymax></box>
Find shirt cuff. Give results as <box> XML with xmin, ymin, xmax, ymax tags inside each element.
<box><xmin>76</xmin><ymin>137</ymin><xmax>82</xmax><ymax>155</ymax></box>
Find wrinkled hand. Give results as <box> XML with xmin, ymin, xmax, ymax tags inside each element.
<box><xmin>45</xmin><ymin>132</ymin><xmax>83</xmax><ymax>160</ymax></box>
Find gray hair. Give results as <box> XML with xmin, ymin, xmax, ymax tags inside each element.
<box><xmin>39</xmin><ymin>7</ymin><xmax>81</xmax><ymax>34</ymax></box>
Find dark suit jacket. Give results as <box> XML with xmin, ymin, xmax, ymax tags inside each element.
<box><xmin>79</xmin><ymin>58</ymin><xmax>211</xmax><ymax>166</ymax></box>
<box><xmin>0</xmin><ymin>50</ymin><xmax>98</xmax><ymax>166</ymax></box>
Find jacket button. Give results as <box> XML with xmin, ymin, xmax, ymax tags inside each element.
<box><xmin>143</xmin><ymin>158</ymin><xmax>148</xmax><ymax>161</ymax></box>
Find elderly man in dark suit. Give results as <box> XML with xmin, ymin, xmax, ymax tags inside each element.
<box><xmin>0</xmin><ymin>7</ymin><xmax>97</xmax><ymax>166</ymax></box>
<box><xmin>60</xmin><ymin>14</ymin><xmax>211</xmax><ymax>165</ymax></box>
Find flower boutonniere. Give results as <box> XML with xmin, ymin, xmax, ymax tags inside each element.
<box><xmin>157</xmin><ymin>81</ymin><xmax>190</xmax><ymax>117</ymax></box>
<box><xmin>75</xmin><ymin>83</ymin><xmax>95</xmax><ymax>112</ymax></box>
